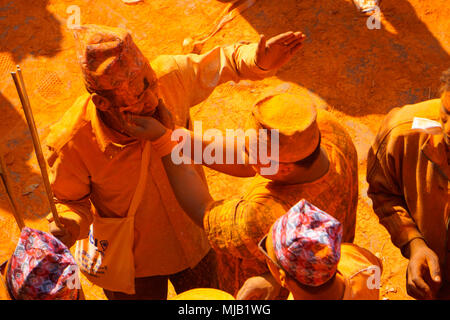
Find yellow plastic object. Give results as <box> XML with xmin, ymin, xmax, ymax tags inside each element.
<box><xmin>171</xmin><ymin>288</ymin><xmax>235</xmax><ymax>300</ymax></box>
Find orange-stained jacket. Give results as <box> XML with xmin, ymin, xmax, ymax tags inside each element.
<box><xmin>366</xmin><ymin>99</ymin><xmax>450</xmax><ymax>281</ymax></box>
<box><xmin>288</xmin><ymin>244</ymin><xmax>382</xmax><ymax>300</ymax></box>
<box><xmin>45</xmin><ymin>42</ymin><xmax>272</xmax><ymax>278</ymax></box>
<box><xmin>204</xmin><ymin>109</ymin><xmax>358</xmax><ymax>294</ymax></box>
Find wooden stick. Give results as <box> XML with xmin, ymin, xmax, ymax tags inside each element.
<box><xmin>0</xmin><ymin>155</ymin><xmax>25</xmax><ymax>230</ymax></box>
<box><xmin>11</xmin><ymin>67</ymin><xmax>63</xmax><ymax>229</ymax></box>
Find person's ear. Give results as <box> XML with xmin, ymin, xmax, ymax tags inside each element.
<box><xmin>91</xmin><ymin>93</ymin><xmax>111</xmax><ymax>112</ymax></box>
<box><xmin>279</xmin><ymin>269</ymin><xmax>288</xmax><ymax>289</ymax></box>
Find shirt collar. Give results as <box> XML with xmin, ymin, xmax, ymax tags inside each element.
<box><xmin>87</xmin><ymin>95</ymin><xmax>139</xmax><ymax>153</ymax></box>
<box><xmin>421</xmin><ymin>133</ymin><xmax>450</xmax><ymax>180</ymax></box>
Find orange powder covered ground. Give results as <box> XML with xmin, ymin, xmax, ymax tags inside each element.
<box><xmin>1</xmin><ymin>0</ymin><xmax>449</xmax><ymax>300</ymax></box>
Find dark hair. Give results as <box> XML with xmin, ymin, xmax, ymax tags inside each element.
<box><xmin>440</xmin><ymin>67</ymin><xmax>450</xmax><ymax>94</ymax></box>
<box><xmin>293</xmin><ymin>134</ymin><xmax>322</xmax><ymax>168</ymax></box>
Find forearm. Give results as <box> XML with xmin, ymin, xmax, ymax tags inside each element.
<box><xmin>172</xmin><ymin>42</ymin><xmax>272</xmax><ymax>108</ymax></box>
<box><xmin>161</xmin><ymin>153</ymin><xmax>213</xmax><ymax>228</ymax></box>
<box><xmin>175</xmin><ymin>127</ymin><xmax>256</xmax><ymax>177</ymax></box>
<box><xmin>367</xmin><ymin>141</ymin><xmax>423</xmax><ymax>251</ymax></box>
<box><xmin>368</xmin><ymin>189</ymin><xmax>423</xmax><ymax>250</ymax></box>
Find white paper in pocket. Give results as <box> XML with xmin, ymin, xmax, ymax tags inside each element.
<box><xmin>411</xmin><ymin>117</ymin><xmax>443</xmax><ymax>135</ymax></box>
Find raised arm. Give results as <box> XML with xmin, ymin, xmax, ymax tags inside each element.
<box><xmin>154</xmin><ymin>31</ymin><xmax>305</xmax><ymax>109</ymax></box>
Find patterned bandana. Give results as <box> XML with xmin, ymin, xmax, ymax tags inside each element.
<box><xmin>272</xmin><ymin>199</ymin><xmax>342</xmax><ymax>287</ymax></box>
<box><xmin>73</xmin><ymin>24</ymin><xmax>150</xmax><ymax>92</ymax></box>
<box><xmin>6</xmin><ymin>227</ymin><xmax>79</xmax><ymax>300</ymax></box>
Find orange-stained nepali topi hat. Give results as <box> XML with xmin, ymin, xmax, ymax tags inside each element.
<box><xmin>245</xmin><ymin>93</ymin><xmax>321</xmax><ymax>163</ymax></box>
<box><xmin>73</xmin><ymin>24</ymin><xmax>152</xmax><ymax>92</ymax></box>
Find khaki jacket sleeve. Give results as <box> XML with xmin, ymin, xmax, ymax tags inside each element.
<box><xmin>366</xmin><ymin>124</ymin><xmax>424</xmax><ymax>251</ymax></box>
<box><xmin>172</xmin><ymin>42</ymin><xmax>274</xmax><ymax>107</ymax></box>
<box><xmin>47</xmin><ymin>143</ymin><xmax>93</xmax><ymax>239</ymax></box>
<box><xmin>203</xmin><ymin>196</ymin><xmax>285</xmax><ymax>262</ymax></box>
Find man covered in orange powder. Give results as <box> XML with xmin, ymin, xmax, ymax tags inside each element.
<box><xmin>367</xmin><ymin>68</ymin><xmax>450</xmax><ymax>300</ymax></box>
<box><xmin>124</xmin><ymin>92</ymin><xmax>358</xmax><ymax>299</ymax></box>
<box><xmin>45</xmin><ymin>24</ymin><xmax>305</xmax><ymax>299</ymax></box>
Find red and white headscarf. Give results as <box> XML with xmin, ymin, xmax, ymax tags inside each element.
<box><xmin>272</xmin><ymin>199</ymin><xmax>343</xmax><ymax>287</ymax></box>
<box><xmin>6</xmin><ymin>227</ymin><xmax>79</xmax><ymax>300</ymax></box>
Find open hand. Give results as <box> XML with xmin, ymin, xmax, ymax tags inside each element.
<box><xmin>255</xmin><ymin>31</ymin><xmax>306</xmax><ymax>71</ymax></box>
<box><xmin>405</xmin><ymin>238</ymin><xmax>441</xmax><ymax>299</ymax></box>
<box><xmin>236</xmin><ymin>273</ymin><xmax>281</xmax><ymax>300</ymax></box>
<box><xmin>122</xmin><ymin>114</ymin><xmax>168</xmax><ymax>141</ymax></box>
<box><xmin>122</xmin><ymin>99</ymin><xmax>174</xmax><ymax>141</ymax></box>
<box><xmin>47</xmin><ymin>214</ymin><xmax>80</xmax><ymax>248</ymax></box>
<box><xmin>153</xmin><ymin>99</ymin><xmax>174</xmax><ymax>131</ymax></box>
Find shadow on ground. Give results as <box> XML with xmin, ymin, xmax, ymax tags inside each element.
<box><xmin>0</xmin><ymin>0</ymin><xmax>62</xmax><ymax>220</ymax></box>
<box><xmin>237</xmin><ymin>0</ymin><xmax>449</xmax><ymax>116</ymax></box>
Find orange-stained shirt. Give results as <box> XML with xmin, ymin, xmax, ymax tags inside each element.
<box><xmin>204</xmin><ymin>109</ymin><xmax>358</xmax><ymax>294</ymax></box>
<box><xmin>288</xmin><ymin>243</ymin><xmax>382</xmax><ymax>300</ymax></box>
<box><xmin>366</xmin><ymin>99</ymin><xmax>450</xmax><ymax>282</ymax></box>
<box><xmin>45</xmin><ymin>42</ymin><xmax>272</xmax><ymax>277</ymax></box>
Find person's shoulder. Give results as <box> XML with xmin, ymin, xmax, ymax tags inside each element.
<box><xmin>243</xmin><ymin>176</ymin><xmax>292</xmax><ymax>207</ymax></box>
<box><xmin>388</xmin><ymin>99</ymin><xmax>441</xmax><ymax>124</ymax></box>
<box><xmin>381</xmin><ymin>99</ymin><xmax>441</xmax><ymax>136</ymax></box>
<box><xmin>150</xmin><ymin>55</ymin><xmax>180</xmax><ymax>79</ymax></box>
<box><xmin>237</xmin><ymin>180</ymin><xmax>287</xmax><ymax>219</ymax></box>
<box><xmin>316</xmin><ymin>110</ymin><xmax>357</xmax><ymax>160</ymax></box>
<box><xmin>45</xmin><ymin>94</ymin><xmax>92</xmax><ymax>164</ymax></box>
<box><xmin>339</xmin><ymin>243</ymin><xmax>382</xmax><ymax>300</ymax></box>
<box><xmin>316</xmin><ymin>109</ymin><xmax>353</xmax><ymax>139</ymax></box>
<box><xmin>340</xmin><ymin>243</ymin><xmax>382</xmax><ymax>271</ymax></box>
<box><xmin>372</xmin><ymin>99</ymin><xmax>441</xmax><ymax>150</ymax></box>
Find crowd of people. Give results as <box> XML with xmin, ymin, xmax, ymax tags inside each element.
<box><xmin>1</xmin><ymin>13</ymin><xmax>448</xmax><ymax>300</ymax></box>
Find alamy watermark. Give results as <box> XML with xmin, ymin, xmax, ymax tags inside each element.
<box><xmin>366</xmin><ymin>6</ymin><xmax>381</xmax><ymax>30</ymax></box>
<box><xmin>363</xmin><ymin>1</ymin><xmax>381</xmax><ymax>30</ymax></box>
<box><xmin>366</xmin><ymin>265</ymin><xmax>382</xmax><ymax>290</ymax></box>
<box><xmin>66</xmin><ymin>5</ymin><xmax>81</xmax><ymax>29</ymax></box>
<box><xmin>66</xmin><ymin>264</ymin><xmax>81</xmax><ymax>290</ymax></box>
<box><xmin>171</xmin><ymin>121</ymin><xmax>280</xmax><ymax>176</ymax></box>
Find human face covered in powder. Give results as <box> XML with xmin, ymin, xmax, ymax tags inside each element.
<box><xmin>96</xmin><ymin>54</ymin><xmax>161</xmax><ymax>118</ymax></box>
<box><xmin>75</xmin><ymin>25</ymin><xmax>165</xmax><ymax>131</ymax></box>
